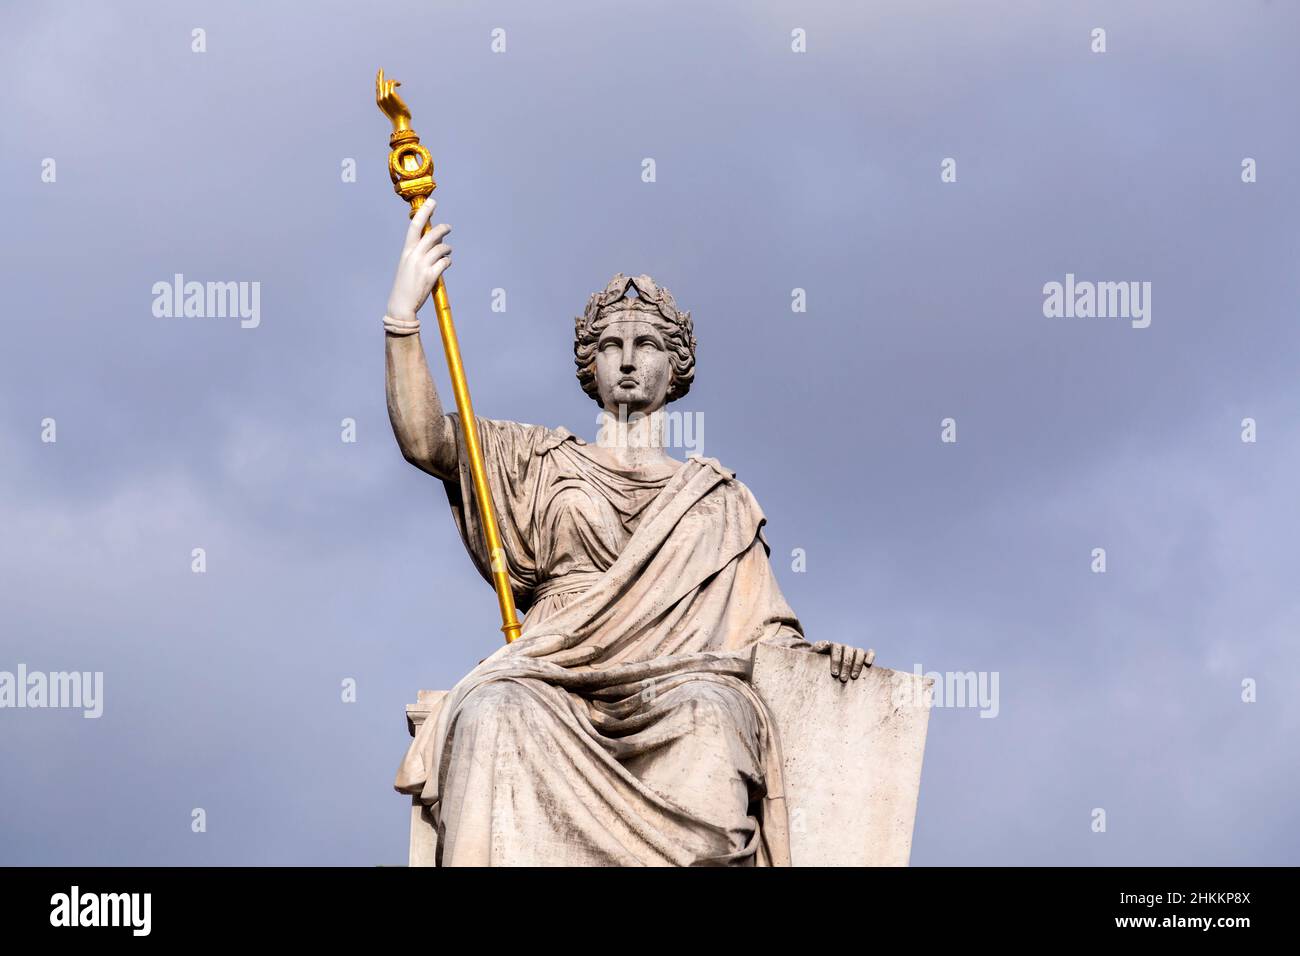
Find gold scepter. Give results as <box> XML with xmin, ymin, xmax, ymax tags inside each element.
<box><xmin>376</xmin><ymin>69</ymin><xmax>522</xmax><ymax>645</ymax></box>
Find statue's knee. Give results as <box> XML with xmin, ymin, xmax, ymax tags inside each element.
<box><xmin>459</xmin><ymin>680</ymin><xmax>533</xmax><ymax>729</ymax></box>
<box><xmin>680</xmin><ymin>682</ymin><xmax>747</xmax><ymax>731</ymax></box>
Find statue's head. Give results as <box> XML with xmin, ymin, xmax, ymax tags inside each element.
<box><xmin>574</xmin><ymin>274</ymin><xmax>696</xmax><ymax>415</ymax></box>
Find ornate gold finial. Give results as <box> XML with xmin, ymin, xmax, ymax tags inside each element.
<box><xmin>376</xmin><ymin>69</ymin><xmax>435</xmax><ymax>214</ymax></box>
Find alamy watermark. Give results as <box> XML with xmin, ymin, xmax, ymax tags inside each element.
<box><xmin>1042</xmin><ymin>273</ymin><xmax>1151</xmax><ymax>329</ymax></box>
<box><xmin>595</xmin><ymin>406</ymin><xmax>704</xmax><ymax>458</ymax></box>
<box><xmin>152</xmin><ymin>273</ymin><xmax>260</xmax><ymax>329</ymax></box>
<box><xmin>0</xmin><ymin>664</ymin><xmax>103</xmax><ymax>718</ymax></box>
<box><xmin>50</xmin><ymin>886</ymin><xmax>150</xmax><ymax>936</ymax></box>
<box><xmin>893</xmin><ymin>665</ymin><xmax>999</xmax><ymax>718</ymax></box>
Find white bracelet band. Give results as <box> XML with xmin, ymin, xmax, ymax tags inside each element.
<box><xmin>384</xmin><ymin>314</ymin><xmax>420</xmax><ymax>336</ymax></box>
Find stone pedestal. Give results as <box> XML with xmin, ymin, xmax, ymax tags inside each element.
<box><xmin>403</xmin><ymin>647</ymin><xmax>933</xmax><ymax>867</ymax></box>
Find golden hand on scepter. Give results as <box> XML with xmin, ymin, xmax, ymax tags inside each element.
<box><xmin>376</xmin><ymin>70</ymin><xmax>412</xmax><ymax>133</ymax></box>
<box><xmin>376</xmin><ymin>69</ymin><xmax>523</xmax><ymax>644</ymax></box>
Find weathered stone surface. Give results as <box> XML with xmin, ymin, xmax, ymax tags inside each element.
<box><xmin>750</xmin><ymin>643</ymin><xmax>933</xmax><ymax>866</ymax></box>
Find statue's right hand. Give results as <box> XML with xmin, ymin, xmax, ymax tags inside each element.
<box><xmin>386</xmin><ymin>198</ymin><xmax>452</xmax><ymax>324</ymax></box>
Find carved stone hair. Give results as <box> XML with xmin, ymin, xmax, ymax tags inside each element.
<box><xmin>574</xmin><ymin>273</ymin><xmax>696</xmax><ymax>406</ymax></box>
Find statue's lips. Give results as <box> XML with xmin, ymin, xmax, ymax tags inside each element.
<box><xmin>617</xmin><ymin>379</ymin><xmax>638</xmax><ymax>387</ymax></box>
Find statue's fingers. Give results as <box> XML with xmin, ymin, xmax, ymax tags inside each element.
<box><xmin>864</xmin><ymin>648</ymin><xmax>876</xmax><ymax>669</ymax></box>
<box><xmin>422</xmin><ymin>243</ymin><xmax>452</xmax><ymax>270</ymax></box>
<box><xmin>830</xmin><ymin>643</ymin><xmax>844</xmax><ymax>678</ymax></box>
<box><xmin>849</xmin><ymin>647</ymin><xmax>865</xmax><ymax>680</ymax></box>
<box><xmin>838</xmin><ymin>645</ymin><xmax>854</xmax><ymax>682</ymax></box>
<box><xmin>405</xmin><ymin>198</ymin><xmax>437</xmax><ymax>248</ymax></box>
<box><xmin>426</xmin><ymin>253</ymin><xmax>452</xmax><ymax>284</ymax></box>
<box><xmin>414</xmin><ymin>222</ymin><xmax>451</xmax><ymax>253</ymax></box>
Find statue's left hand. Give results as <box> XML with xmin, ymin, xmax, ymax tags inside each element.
<box><xmin>810</xmin><ymin>641</ymin><xmax>875</xmax><ymax>682</ymax></box>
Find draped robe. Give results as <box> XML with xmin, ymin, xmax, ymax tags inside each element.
<box><xmin>395</xmin><ymin>415</ymin><xmax>809</xmax><ymax>866</ymax></box>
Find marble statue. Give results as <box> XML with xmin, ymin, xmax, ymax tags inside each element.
<box><xmin>385</xmin><ymin>200</ymin><xmax>878</xmax><ymax>865</ymax></box>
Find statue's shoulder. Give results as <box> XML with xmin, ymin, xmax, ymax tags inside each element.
<box><xmin>683</xmin><ymin>456</ymin><xmax>776</xmax><ymax>553</ymax></box>
<box><xmin>688</xmin><ymin>454</ymin><xmax>767</xmax><ymax>515</ymax></box>
<box><xmin>453</xmin><ymin>414</ymin><xmax>585</xmax><ymax>457</ymax></box>
<box><xmin>535</xmin><ymin>424</ymin><xmax>587</xmax><ymax>455</ymax></box>
<box><xmin>686</xmin><ymin>453</ymin><xmax>736</xmax><ymax>481</ymax></box>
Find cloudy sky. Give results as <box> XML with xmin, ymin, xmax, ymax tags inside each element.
<box><xmin>1</xmin><ymin>0</ymin><xmax>1297</xmax><ymax>865</ymax></box>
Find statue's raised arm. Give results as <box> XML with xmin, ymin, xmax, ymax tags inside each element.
<box><xmin>382</xmin><ymin>198</ymin><xmax>456</xmax><ymax>480</ymax></box>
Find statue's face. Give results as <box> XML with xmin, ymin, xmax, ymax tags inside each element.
<box><xmin>593</xmin><ymin>313</ymin><xmax>673</xmax><ymax>415</ymax></box>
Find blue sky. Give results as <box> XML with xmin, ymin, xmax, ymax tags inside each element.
<box><xmin>1</xmin><ymin>0</ymin><xmax>1297</xmax><ymax>865</ymax></box>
